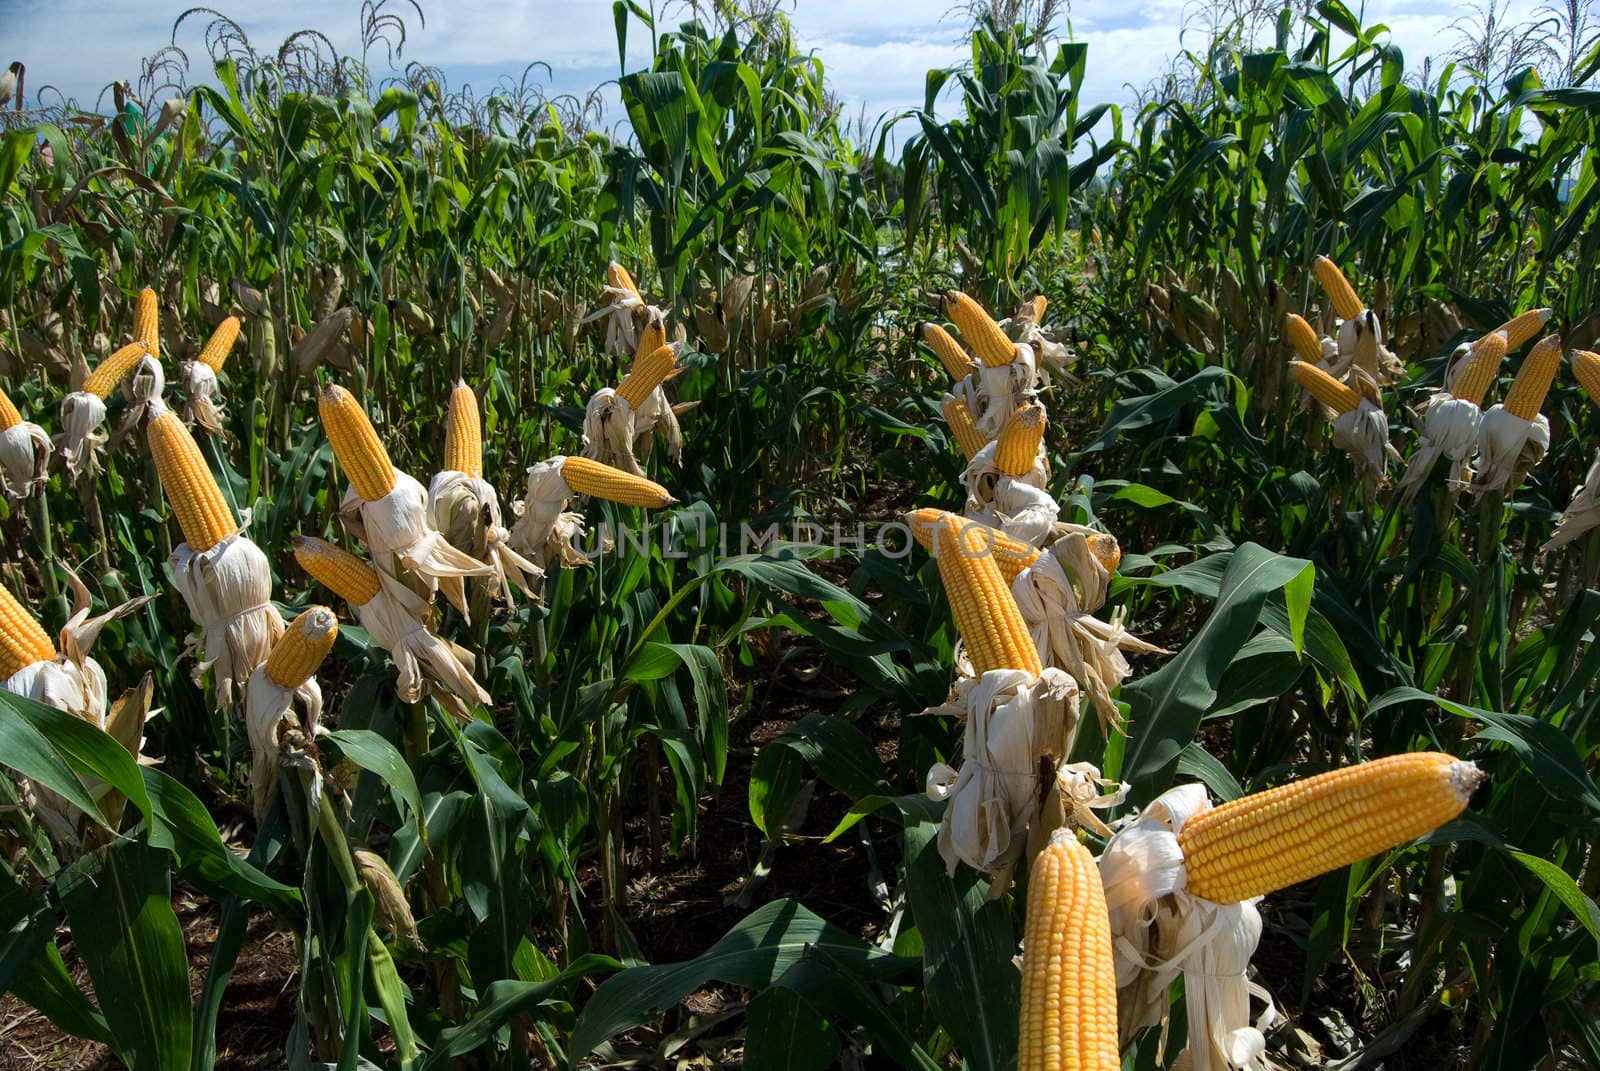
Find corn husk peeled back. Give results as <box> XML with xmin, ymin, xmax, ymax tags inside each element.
<box><xmin>1398</xmin><ymin>331</ymin><xmax>1508</xmax><ymax>500</ymax></box>
<box><xmin>1473</xmin><ymin>335</ymin><xmax>1563</xmax><ymax>494</ymax></box>
<box><xmin>0</xmin><ymin>388</ymin><xmax>53</xmax><ymax>498</ymax></box>
<box><xmin>582</xmin><ymin>333</ymin><xmax>686</xmax><ymax>475</ymax></box>
<box><xmin>1543</xmin><ymin>451</ymin><xmax>1600</xmax><ymax>553</ymax></box>
<box><xmin>59</xmin><ymin>340</ymin><xmax>148</xmax><ymax>476</ymax></box>
<box><xmin>181</xmin><ymin>315</ymin><xmax>240</xmax><ymax>435</ymax></box>
<box><xmin>508</xmin><ymin>456</ymin><xmax>676</xmax><ymax>570</ymax></box>
<box><xmin>245</xmin><ymin>607</ymin><xmax>336</xmax><ymax>821</ymax></box>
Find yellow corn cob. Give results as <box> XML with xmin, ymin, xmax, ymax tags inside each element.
<box><xmin>319</xmin><ymin>385</ymin><xmax>396</xmax><ymax>502</ymax></box>
<box><xmin>292</xmin><ymin>536</ymin><xmax>381</xmax><ymax>607</ymax></box>
<box><xmin>907</xmin><ymin>508</ymin><xmax>1040</xmax><ymax>582</ymax></box>
<box><xmin>922</xmin><ymin>322</ymin><xmax>975</xmax><ymax>381</ymax></box>
<box><xmin>1179</xmin><ymin>751</ymin><xmax>1482</xmax><ymax>904</ymax></box>
<box><xmin>617</xmin><ymin>343</ymin><xmax>679</xmax><ymax>408</ymax></box>
<box><xmin>1451</xmin><ymin>331</ymin><xmax>1508</xmax><ymax>406</ymax></box>
<box><xmin>0</xmin><ymin>581</ymin><xmax>56</xmax><ymax>680</ymax></box>
<box><xmin>943</xmin><ymin>291</ymin><xmax>1016</xmax><ymax>368</ymax></box>
<box><xmin>1495</xmin><ymin>307</ymin><xmax>1553</xmax><ymax>352</ymax></box>
<box><xmin>133</xmin><ymin>287</ymin><xmax>159</xmax><ymax>355</ymax></box>
<box><xmin>559</xmin><ymin>456</ymin><xmax>676</xmax><ymax>507</ymax></box>
<box><xmin>82</xmin><ymin>341</ymin><xmax>150</xmax><ymax>399</ymax></box>
<box><xmin>264</xmin><ymin>606</ymin><xmax>338</xmax><ymax>690</ymax></box>
<box><xmin>148</xmin><ymin>409</ymin><xmax>238</xmax><ymax>552</ymax></box>
<box><xmin>1570</xmin><ymin>350</ymin><xmax>1600</xmax><ymax>401</ymax></box>
<box><xmin>1284</xmin><ymin>313</ymin><xmax>1323</xmax><ymax>363</ymax></box>
<box><xmin>444</xmin><ymin>382</ymin><xmax>483</xmax><ymax>479</ymax></box>
<box><xmin>197</xmin><ymin>316</ymin><xmax>241</xmax><ymax>373</ymax></box>
<box><xmin>607</xmin><ymin>261</ymin><xmax>640</xmax><ymax>300</ymax></box>
<box><xmin>920</xmin><ymin>509</ymin><xmax>1041</xmax><ymax>676</ymax></box>
<box><xmin>1019</xmin><ymin>831</ymin><xmax>1120</xmax><ymax>1071</ymax></box>
<box><xmin>941</xmin><ymin>395</ymin><xmax>988</xmax><ymax>461</ymax></box>
<box><xmin>634</xmin><ymin>314</ymin><xmax>666</xmax><ymax>364</ymax></box>
<box><xmin>1288</xmin><ymin>361</ymin><xmax>1360</xmax><ymax>414</ymax></box>
<box><xmin>995</xmin><ymin>403</ymin><xmax>1046</xmax><ymax>477</ymax></box>
<box><xmin>1502</xmin><ymin>335</ymin><xmax>1563</xmax><ymax>420</ymax></box>
<box><xmin>1313</xmin><ymin>256</ymin><xmax>1364</xmax><ymax>320</ymax></box>
<box><xmin>1024</xmin><ymin>294</ymin><xmax>1048</xmax><ymax>322</ymax></box>
<box><xmin>0</xmin><ymin>386</ymin><xmax>22</xmax><ymax>431</ymax></box>
<box><xmin>1086</xmin><ymin>533</ymin><xmax>1121</xmax><ymax>577</ymax></box>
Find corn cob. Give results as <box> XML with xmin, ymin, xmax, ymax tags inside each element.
<box><xmin>197</xmin><ymin>316</ymin><xmax>241</xmax><ymax>373</ymax></box>
<box><xmin>941</xmin><ymin>394</ymin><xmax>988</xmax><ymax>461</ymax></box>
<box><xmin>920</xmin><ymin>509</ymin><xmax>1041</xmax><ymax>676</ymax></box>
<box><xmin>148</xmin><ymin>409</ymin><xmax>238</xmax><ymax>552</ymax></box>
<box><xmin>0</xmin><ymin>581</ymin><xmax>55</xmax><ymax>680</ymax></box>
<box><xmin>133</xmin><ymin>287</ymin><xmax>159</xmax><ymax>355</ymax></box>
<box><xmin>634</xmin><ymin>315</ymin><xmax>667</xmax><ymax>364</ymax></box>
<box><xmin>0</xmin><ymin>386</ymin><xmax>22</xmax><ymax>431</ymax></box>
<box><xmin>995</xmin><ymin>403</ymin><xmax>1046</xmax><ymax>477</ymax></box>
<box><xmin>1024</xmin><ymin>294</ymin><xmax>1047</xmax><ymax>322</ymax></box>
<box><xmin>907</xmin><ymin>508</ymin><xmax>1040</xmax><ymax>581</ymax></box>
<box><xmin>559</xmin><ymin>456</ymin><xmax>675</xmax><ymax>507</ymax></box>
<box><xmin>943</xmin><ymin>291</ymin><xmax>1016</xmax><ymax>368</ymax></box>
<box><xmin>922</xmin><ymin>322</ymin><xmax>975</xmax><ymax>381</ymax></box>
<box><xmin>1502</xmin><ymin>335</ymin><xmax>1563</xmax><ymax>420</ymax></box>
<box><xmin>1451</xmin><ymin>331</ymin><xmax>1508</xmax><ymax>406</ymax></box>
<box><xmin>1179</xmin><ymin>751</ymin><xmax>1482</xmax><ymax>904</ymax></box>
<box><xmin>264</xmin><ymin>606</ymin><xmax>338</xmax><ymax>690</ymax></box>
<box><xmin>444</xmin><ymin>382</ymin><xmax>483</xmax><ymax>479</ymax></box>
<box><xmin>1495</xmin><ymin>307</ymin><xmax>1553</xmax><ymax>352</ymax></box>
<box><xmin>82</xmin><ymin>341</ymin><xmax>150</xmax><ymax>399</ymax></box>
<box><xmin>1019</xmin><ymin>831</ymin><xmax>1120</xmax><ymax>1071</ymax></box>
<box><xmin>607</xmin><ymin>262</ymin><xmax>640</xmax><ymax>300</ymax></box>
<box><xmin>617</xmin><ymin>343</ymin><xmax>678</xmax><ymax>408</ymax></box>
<box><xmin>292</xmin><ymin>536</ymin><xmax>381</xmax><ymax>606</ymax></box>
<box><xmin>1313</xmin><ymin>256</ymin><xmax>1364</xmax><ymax>320</ymax></box>
<box><xmin>1284</xmin><ymin>313</ymin><xmax>1323</xmax><ymax>363</ymax></box>
<box><xmin>1288</xmin><ymin>360</ymin><xmax>1360</xmax><ymax>414</ymax></box>
<box><xmin>1571</xmin><ymin>350</ymin><xmax>1600</xmax><ymax>400</ymax></box>
<box><xmin>319</xmin><ymin>384</ymin><xmax>397</xmax><ymax>502</ymax></box>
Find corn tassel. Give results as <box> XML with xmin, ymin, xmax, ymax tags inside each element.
<box><xmin>941</xmin><ymin>395</ymin><xmax>988</xmax><ymax>461</ymax></box>
<box><xmin>1313</xmin><ymin>256</ymin><xmax>1364</xmax><ymax>320</ymax></box>
<box><xmin>923</xmin><ymin>322</ymin><xmax>975</xmax><ymax>380</ymax></box>
<box><xmin>1288</xmin><ymin>360</ymin><xmax>1360</xmax><ymax>414</ymax></box>
<box><xmin>1451</xmin><ymin>331</ymin><xmax>1508</xmax><ymax>406</ymax></box>
<box><xmin>1019</xmin><ymin>830</ymin><xmax>1120</xmax><ymax>1071</ymax></box>
<box><xmin>0</xmin><ymin>581</ymin><xmax>55</xmax><ymax>680</ymax></box>
<box><xmin>292</xmin><ymin>536</ymin><xmax>382</xmax><ymax>607</ymax></box>
<box><xmin>444</xmin><ymin>382</ymin><xmax>483</xmax><ymax>479</ymax></box>
<box><xmin>1502</xmin><ymin>335</ymin><xmax>1563</xmax><ymax>420</ymax></box>
<box><xmin>943</xmin><ymin>291</ymin><xmax>1017</xmax><ymax>367</ymax></box>
<box><xmin>994</xmin><ymin>403</ymin><xmax>1045</xmax><ymax>477</ymax></box>
<box><xmin>320</xmin><ymin>384</ymin><xmax>397</xmax><ymax>502</ymax></box>
<box><xmin>1179</xmin><ymin>751</ymin><xmax>1482</xmax><ymax>903</ymax></box>
<box><xmin>919</xmin><ymin>509</ymin><xmax>1041</xmax><ymax>676</ymax></box>
<box><xmin>264</xmin><ymin>606</ymin><xmax>338</xmax><ymax>691</ymax></box>
<box><xmin>148</xmin><ymin>409</ymin><xmax>238</xmax><ymax>552</ymax></box>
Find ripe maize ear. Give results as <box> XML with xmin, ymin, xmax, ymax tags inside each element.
<box><xmin>919</xmin><ymin>509</ymin><xmax>1041</xmax><ymax>676</ymax></box>
<box><xmin>559</xmin><ymin>456</ymin><xmax>676</xmax><ymax>507</ymax></box>
<box><xmin>634</xmin><ymin>314</ymin><xmax>667</xmax><ymax>364</ymax></box>
<box><xmin>1495</xmin><ymin>307</ymin><xmax>1553</xmax><ymax>352</ymax></box>
<box><xmin>1018</xmin><ymin>831</ymin><xmax>1120</xmax><ymax>1071</ymax></box>
<box><xmin>1502</xmin><ymin>334</ymin><xmax>1563</xmax><ymax>420</ymax></box>
<box><xmin>941</xmin><ymin>394</ymin><xmax>988</xmax><ymax>461</ymax></box>
<box><xmin>922</xmin><ymin>322</ymin><xmax>974</xmax><ymax>381</ymax></box>
<box><xmin>1451</xmin><ymin>331</ymin><xmax>1508</xmax><ymax>406</ymax></box>
<box><xmin>82</xmin><ymin>341</ymin><xmax>151</xmax><ymax>399</ymax></box>
<box><xmin>1024</xmin><ymin>294</ymin><xmax>1047</xmax><ymax>322</ymax></box>
<box><xmin>907</xmin><ymin>508</ymin><xmax>1040</xmax><ymax>582</ymax></box>
<box><xmin>1570</xmin><ymin>349</ymin><xmax>1600</xmax><ymax>401</ymax></box>
<box><xmin>995</xmin><ymin>403</ymin><xmax>1046</xmax><ymax>477</ymax></box>
<box><xmin>320</xmin><ymin>384</ymin><xmax>397</xmax><ymax>502</ymax></box>
<box><xmin>0</xmin><ymin>581</ymin><xmax>55</xmax><ymax>680</ymax></box>
<box><xmin>264</xmin><ymin>605</ymin><xmax>338</xmax><ymax>690</ymax></box>
<box><xmin>292</xmin><ymin>536</ymin><xmax>381</xmax><ymax>607</ymax></box>
<box><xmin>1313</xmin><ymin>256</ymin><xmax>1364</xmax><ymax>320</ymax></box>
<box><xmin>134</xmin><ymin>287</ymin><xmax>159</xmax><ymax>355</ymax></box>
<box><xmin>1288</xmin><ymin>360</ymin><xmax>1360</xmax><ymax>414</ymax></box>
<box><xmin>0</xmin><ymin>387</ymin><xmax>22</xmax><ymax>431</ymax></box>
<box><xmin>1284</xmin><ymin>313</ymin><xmax>1323</xmax><ymax>364</ymax></box>
<box><xmin>444</xmin><ymin>382</ymin><xmax>483</xmax><ymax>479</ymax></box>
<box><xmin>148</xmin><ymin>409</ymin><xmax>238</xmax><ymax>552</ymax></box>
<box><xmin>1179</xmin><ymin>751</ymin><xmax>1482</xmax><ymax>904</ymax></box>
<box><xmin>197</xmin><ymin>316</ymin><xmax>240</xmax><ymax>373</ymax></box>
<box><xmin>943</xmin><ymin>291</ymin><xmax>1016</xmax><ymax>368</ymax></box>
<box><xmin>617</xmin><ymin>343</ymin><xmax>679</xmax><ymax>408</ymax></box>
<box><xmin>607</xmin><ymin>261</ymin><xmax>641</xmax><ymax>300</ymax></box>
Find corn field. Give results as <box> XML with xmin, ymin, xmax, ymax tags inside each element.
<box><xmin>0</xmin><ymin>2</ymin><xmax>1598</xmax><ymax>1068</ymax></box>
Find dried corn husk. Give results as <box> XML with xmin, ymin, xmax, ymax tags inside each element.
<box><xmin>427</xmin><ymin>470</ymin><xmax>542</xmax><ymax>603</ymax></box>
<box><xmin>339</xmin><ymin>470</ymin><xmax>496</xmax><ymax>620</ymax></box>
<box><xmin>0</xmin><ymin>410</ymin><xmax>52</xmax><ymax>498</ymax></box>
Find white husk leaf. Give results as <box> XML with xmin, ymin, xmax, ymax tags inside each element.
<box><xmin>0</xmin><ymin>419</ymin><xmax>52</xmax><ymax>497</ymax></box>
<box><xmin>244</xmin><ymin>666</ymin><xmax>322</xmax><ymax>820</ymax></box>
<box><xmin>968</xmin><ymin>345</ymin><xmax>1040</xmax><ymax>438</ymax></box>
<box><xmin>1397</xmin><ymin>392</ymin><xmax>1480</xmax><ymax>501</ymax></box>
<box><xmin>1543</xmin><ymin>452</ymin><xmax>1600</xmax><ymax>553</ymax></box>
<box><xmin>1099</xmin><ymin>784</ymin><xmax>1277</xmax><ymax>1071</ymax></box>
<box><xmin>1330</xmin><ymin>397</ymin><xmax>1397</xmax><ymax>485</ymax></box>
<box><xmin>964</xmin><ymin>460</ymin><xmax>1060</xmax><ymax>547</ymax></box>
<box><xmin>921</xmin><ymin>667</ymin><xmax>1078</xmax><ymax>876</ymax></box>
<box><xmin>426</xmin><ymin>469</ymin><xmax>543</xmax><ymax>602</ymax></box>
<box><xmin>1472</xmin><ymin>406</ymin><xmax>1549</xmax><ymax>493</ymax></box>
<box><xmin>56</xmin><ymin>391</ymin><xmax>107</xmax><ymax>477</ymax></box>
<box><xmin>355</xmin><ymin>570</ymin><xmax>491</xmax><ymax>707</ymax></box>
<box><xmin>170</xmin><ymin>524</ymin><xmax>285</xmax><ymax>708</ymax></box>
<box><xmin>340</xmin><ymin>470</ymin><xmax>495</xmax><ymax>618</ymax></box>
<box><xmin>180</xmin><ymin>359</ymin><xmax>224</xmax><ymax>435</ymax></box>
<box><xmin>507</xmin><ymin>457</ymin><xmax>599</xmax><ymax>569</ymax></box>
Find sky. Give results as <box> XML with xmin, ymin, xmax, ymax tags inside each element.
<box><xmin>1</xmin><ymin>0</ymin><xmax>1552</xmax><ymax>137</ymax></box>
